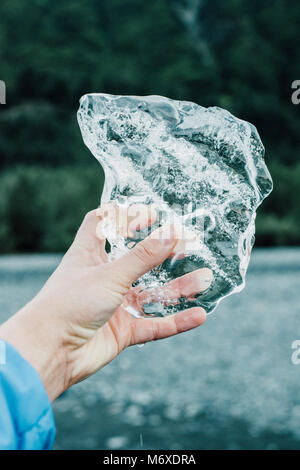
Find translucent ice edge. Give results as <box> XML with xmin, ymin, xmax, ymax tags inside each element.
<box><xmin>77</xmin><ymin>93</ymin><xmax>273</xmax><ymax>317</ymax></box>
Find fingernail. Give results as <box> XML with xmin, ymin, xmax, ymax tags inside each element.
<box><xmin>190</xmin><ymin>307</ymin><xmax>206</xmax><ymax>323</ymax></box>
<box><xmin>196</xmin><ymin>268</ymin><xmax>214</xmax><ymax>291</ymax></box>
<box><xmin>156</xmin><ymin>224</ymin><xmax>176</xmax><ymax>246</ymax></box>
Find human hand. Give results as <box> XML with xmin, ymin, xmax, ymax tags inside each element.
<box><xmin>0</xmin><ymin>208</ymin><xmax>212</xmax><ymax>401</ymax></box>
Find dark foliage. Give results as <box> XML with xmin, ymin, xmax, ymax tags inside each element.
<box><xmin>0</xmin><ymin>0</ymin><xmax>299</xmax><ymax>251</ymax></box>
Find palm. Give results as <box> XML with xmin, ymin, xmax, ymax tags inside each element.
<box><xmin>66</xmin><ymin>209</ymin><xmax>209</xmax><ymax>383</ymax></box>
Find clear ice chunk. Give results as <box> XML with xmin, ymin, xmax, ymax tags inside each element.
<box><xmin>77</xmin><ymin>93</ymin><xmax>273</xmax><ymax>317</ymax></box>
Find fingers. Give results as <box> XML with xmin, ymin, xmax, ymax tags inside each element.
<box><xmin>129</xmin><ymin>307</ymin><xmax>206</xmax><ymax>345</ymax></box>
<box><xmin>110</xmin><ymin>225</ymin><xmax>177</xmax><ymax>286</ymax></box>
<box><xmin>73</xmin><ymin>210</ymin><xmax>107</xmax><ymax>259</ymax></box>
<box><xmin>157</xmin><ymin>267</ymin><xmax>213</xmax><ymax>299</ymax></box>
<box><xmin>126</xmin><ymin>268</ymin><xmax>213</xmax><ymax>310</ymax></box>
<box><xmin>96</xmin><ymin>203</ymin><xmax>157</xmax><ymax>238</ymax></box>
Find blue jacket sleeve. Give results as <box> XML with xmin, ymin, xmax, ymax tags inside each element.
<box><xmin>0</xmin><ymin>340</ymin><xmax>55</xmax><ymax>450</ymax></box>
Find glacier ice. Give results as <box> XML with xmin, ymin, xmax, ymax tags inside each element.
<box><xmin>77</xmin><ymin>93</ymin><xmax>273</xmax><ymax>317</ymax></box>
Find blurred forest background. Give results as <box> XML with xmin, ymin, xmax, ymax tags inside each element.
<box><xmin>0</xmin><ymin>0</ymin><xmax>299</xmax><ymax>253</ymax></box>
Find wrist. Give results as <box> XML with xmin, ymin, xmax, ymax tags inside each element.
<box><xmin>0</xmin><ymin>296</ymin><xmax>69</xmax><ymax>401</ymax></box>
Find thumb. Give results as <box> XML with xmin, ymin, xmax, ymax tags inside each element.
<box><xmin>110</xmin><ymin>225</ymin><xmax>177</xmax><ymax>285</ymax></box>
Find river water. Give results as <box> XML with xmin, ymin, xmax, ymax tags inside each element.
<box><xmin>0</xmin><ymin>248</ymin><xmax>300</xmax><ymax>449</ymax></box>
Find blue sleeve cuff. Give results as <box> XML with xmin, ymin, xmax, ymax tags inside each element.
<box><xmin>0</xmin><ymin>340</ymin><xmax>56</xmax><ymax>450</ymax></box>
